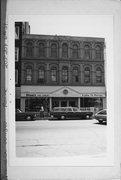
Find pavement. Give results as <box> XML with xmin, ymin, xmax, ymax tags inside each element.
<box><xmin>16</xmin><ymin>119</ymin><xmax>107</xmax><ymax>157</ymax></box>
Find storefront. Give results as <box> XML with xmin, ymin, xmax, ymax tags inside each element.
<box><xmin>20</xmin><ymin>86</ymin><xmax>106</xmax><ymax>113</ymax></box>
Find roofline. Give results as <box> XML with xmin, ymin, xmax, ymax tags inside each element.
<box><xmin>23</xmin><ymin>33</ymin><xmax>105</xmax><ymax>41</ymax></box>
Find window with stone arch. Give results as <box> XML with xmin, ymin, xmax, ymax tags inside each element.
<box><xmin>96</xmin><ymin>67</ymin><xmax>102</xmax><ymax>83</ymax></box>
<box><xmin>95</xmin><ymin>45</ymin><xmax>101</xmax><ymax>59</ymax></box>
<box><xmin>72</xmin><ymin>44</ymin><xmax>79</xmax><ymax>58</ymax></box>
<box><xmin>51</xmin><ymin>66</ymin><xmax>57</xmax><ymax>82</ymax></box>
<box><xmin>62</xmin><ymin>66</ymin><xmax>68</xmax><ymax>83</ymax></box>
<box><xmin>26</xmin><ymin>42</ymin><xmax>33</xmax><ymax>57</ymax></box>
<box><xmin>26</xmin><ymin>66</ymin><xmax>32</xmax><ymax>82</ymax></box>
<box><xmin>51</xmin><ymin>43</ymin><xmax>58</xmax><ymax>58</ymax></box>
<box><xmin>73</xmin><ymin>66</ymin><xmax>79</xmax><ymax>83</ymax></box>
<box><xmin>62</xmin><ymin>43</ymin><xmax>68</xmax><ymax>58</ymax></box>
<box><xmin>84</xmin><ymin>67</ymin><xmax>91</xmax><ymax>83</ymax></box>
<box><xmin>84</xmin><ymin>44</ymin><xmax>90</xmax><ymax>59</ymax></box>
<box><xmin>39</xmin><ymin>42</ymin><xmax>45</xmax><ymax>57</ymax></box>
<box><xmin>38</xmin><ymin>66</ymin><xmax>45</xmax><ymax>83</ymax></box>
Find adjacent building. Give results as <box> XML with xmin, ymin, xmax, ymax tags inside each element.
<box><xmin>15</xmin><ymin>22</ymin><xmax>30</xmax><ymax>109</ymax></box>
<box><xmin>20</xmin><ymin>34</ymin><xmax>106</xmax><ymax>113</ymax></box>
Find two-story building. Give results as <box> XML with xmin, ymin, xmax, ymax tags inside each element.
<box><xmin>20</xmin><ymin>34</ymin><xmax>106</xmax><ymax>112</ymax></box>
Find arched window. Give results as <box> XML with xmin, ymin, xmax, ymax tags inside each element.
<box><xmin>51</xmin><ymin>67</ymin><xmax>57</xmax><ymax>82</ymax></box>
<box><xmin>96</xmin><ymin>67</ymin><xmax>102</xmax><ymax>83</ymax></box>
<box><xmin>62</xmin><ymin>66</ymin><xmax>68</xmax><ymax>83</ymax></box>
<box><xmin>72</xmin><ymin>44</ymin><xmax>78</xmax><ymax>58</ymax></box>
<box><xmin>26</xmin><ymin>66</ymin><xmax>32</xmax><ymax>82</ymax></box>
<box><xmin>51</xmin><ymin>43</ymin><xmax>57</xmax><ymax>57</ymax></box>
<box><xmin>84</xmin><ymin>45</ymin><xmax>90</xmax><ymax>59</ymax></box>
<box><xmin>39</xmin><ymin>43</ymin><xmax>45</xmax><ymax>57</ymax></box>
<box><xmin>26</xmin><ymin>42</ymin><xmax>33</xmax><ymax>57</ymax></box>
<box><xmin>73</xmin><ymin>67</ymin><xmax>79</xmax><ymax>83</ymax></box>
<box><xmin>84</xmin><ymin>67</ymin><xmax>90</xmax><ymax>83</ymax></box>
<box><xmin>62</xmin><ymin>43</ymin><xmax>68</xmax><ymax>58</ymax></box>
<box><xmin>95</xmin><ymin>45</ymin><xmax>101</xmax><ymax>59</ymax></box>
<box><xmin>38</xmin><ymin>67</ymin><xmax>45</xmax><ymax>83</ymax></box>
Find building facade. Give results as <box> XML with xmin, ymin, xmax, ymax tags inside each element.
<box><xmin>20</xmin><ymin>34</ymin><xmax>106</xmax><ymax>112</ymax></box>
<box><xmin>15</xmin><ymin>22</ymin><xmax>30</xmax><ymax>109</ymax></box>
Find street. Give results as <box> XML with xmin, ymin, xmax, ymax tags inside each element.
<box><xmin>16</xmin><ymin>119</ymin><xmax>107</xmax><ymax>157</ymax></box>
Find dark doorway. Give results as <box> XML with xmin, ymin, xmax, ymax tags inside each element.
<box><xmin>61</xmin><ymin>101</ymin><xmax>67</xmax><ymax>107</ymax></box>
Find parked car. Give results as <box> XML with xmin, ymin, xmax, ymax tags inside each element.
<box><xmin>16</xmin><ymin>109</ymin><xmax>37</xmax><ymax>121</ymax></box>
<box><xmin>93</xmin><ymin>109</ymin><xmax>107</xmax><ymax>124</ymax></box>
<box><xmin>50</xmin><ymin>107</ymin><xmax>93</xmax><ymax>120</ymax></box>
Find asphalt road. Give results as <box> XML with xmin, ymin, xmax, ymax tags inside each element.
<box><xmin>16</xmin><ymin>119</ymin><xmax>107</xmax><ymax>157</ymax></box>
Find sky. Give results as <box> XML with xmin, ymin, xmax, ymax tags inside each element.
<box><xmin>28</xmin><ymin>15</ymin><xmax>113</xmax><ymax>39</ymax></box>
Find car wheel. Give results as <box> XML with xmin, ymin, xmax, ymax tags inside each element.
<box><xmin>85</xmin><ymin>115</ymin><xmax>90</xmax><ymax>119</ymax></box>
<box><xmin>60</xmin><ymin>115</ymin><xmax>65</xmax><ymax>120</ymax></box>
<box><xmin>26</xmin><ymin>115</ymin><xmax>32</xmax><ymax>121</ymax></box>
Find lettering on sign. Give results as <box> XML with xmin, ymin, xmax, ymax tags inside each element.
<box><xmin>26</xmin><ymin>93</ymin><xmax>49</xmax><ymax>97</ymax></box>
<box><xmin>80</xmin><ymin>93</ymin><xmax>105</xmax><ymax>97</ymax></box>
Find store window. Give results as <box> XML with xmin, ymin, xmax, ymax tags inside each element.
<box><xmin>95</xmin><ymin>45</ymin><xmax>101</xmax><ymax>59</ymax></box>
<box><xmin>51</xmin><ymin>43</ymin><xmax>57</xmax><ymax>57</ymax></box>
<box><xmin>51</xmin><ymin>67</ymin><xmax>57</xmax><ymax>82</ymax></box>
<box><xmin>15</xmin><ymin>47</ymin><xmax>19</xmax><ymax>61</ymax></box>
<box><xmin>62</xmin><ymin>43</ymin><xmax>68</xmax><ymax>58</ymax></box>
<box><xmin>96</xmin><ymin>67</ymin><xmax>102</xmax><ymax>83</ymax></box>
<box><xmin>26</xmin><ymin>66</ymin><xmax>32</xmax><ymax>82</ymax></box>
<box><xmin>73</xmin><ymin>67</ymin><xmax>79</xmax><ymax>83</ymax></box>
<box><xmin>84</xmin><ymin>67</ymin><xmax>90</xmax><ymax>83</ymax></box>
<box><xmin>72</xmin><ymin>44</ymin><xmax>78</xmax><ymax>58</ymax></box>
<box><xmin>39</xmin><ymin>43</ymin><xmax>45</xmax><ymax>57</ymax></box>
<box><xmin>84</xmin><ymin>45</ymin><xmax>90</xmax><ymax>59</ymax></box>
<box><xmin>38</xmin><ymin>67</ymin><xmax>45</xmax><ymax>83</ymax></box>
<box><xmin>26</xmin><ymin>42</ymin><xmax>33</xmax><ymax>57</ymax></box>
<box><xmin>62</xmin><ymin>66</ymin><xmax>68</xmax><ymax>83</ymax></box>
<box><xmin>15</xmin><ymin>26</ymin><xmax>19</xmax><ymax>39</ymax></box>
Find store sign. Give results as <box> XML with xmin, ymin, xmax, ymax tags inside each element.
<box><xmin>25</xmin><ymin>93</ymin><xmax>49</xmax><ymax>97</ymax></box>
<box><xmin>80</xmin><ymin>93</ymin><xmax>105</xmax><ymax>97</ymax></box>
<box><xmin>23</xmin><ymin>93</ymin><xmax>105</xmax><ymax>98</ymax></box>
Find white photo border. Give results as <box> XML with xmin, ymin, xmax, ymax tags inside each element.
<box><xmin>6</xmin><ymin>0</ymin><xmax>121</xmax><ymax>179</ymax></box>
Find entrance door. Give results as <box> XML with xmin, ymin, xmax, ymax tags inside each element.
<box><xmin>61</xmin><ymin>101</ymin><xmax>67</xmax><ymax>107</ymax></box>
<box><xmin>69</xmin><ymin>101</ymin><xmax>76</xmax><ymax>107</ymax></box>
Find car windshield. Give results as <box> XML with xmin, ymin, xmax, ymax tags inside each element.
<box><xmin>66</xmin><ymin>108</ymin><xmax>72</xmax><ymax>112</ymax></box>
<box><xmin>98</xmin><ymin>110</ymin><xmax>106</xmax><ymax>115</ymax></box>
<box><xmin>73</xmin><ymin>107</ymin><xmax>78</xmax><ymax>112</ymax></box>
<box><xmin>53</xmin><ymin>107</ymin><xmax>66</xmax><ymax>112</ymax></box>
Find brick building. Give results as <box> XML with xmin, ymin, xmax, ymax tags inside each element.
<box><xmin>20</xmin><ymin>34</ymin><xmax>106</xmax><ymax>112</ymax></box>
<box><xmin>15</xmin><ymin>22</ymin><xmax>30</xmax><ymax>109</ymax></box>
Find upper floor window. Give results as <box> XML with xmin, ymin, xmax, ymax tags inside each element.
<box><xmin>62</xmin><ymin>66</ymin><xmax>68</xmax><ymax>83</ymax></box>
<box><xmin>73</xmin><ymin>67</ymin><xmax>79</xmax><ymax>83</ymax></box>
<box><xmin>62</xmin><ymin>43</ymin><xmax>68</xmax><ymax>58</ymax></box>
<box><xmin>26</xmin><ymin>42</ymin><xmax>33</xmax><ymax>57</ymax></box>
<box><xmin>84</xmin><ymin>67</ymin><xmax>90</xmax><ymax>83</ymax></box>
<box><xmin>72</xmin><ymin>44</ymin><xmax>78</xmax><ymax>58</ymax></box>
<box><xmin>96</xmin><ymin>67</ymin><xmax>102</xmax><ymax>83</ymax></box>
<box><xmin>15</xmin><ymin>47</ymin><xmax>19</xmax><ymax>61</ymax></box>
<box><xmin>51</xmin><ymin>67</ymin><xmax>57</xmax><ymax>82</ymax></box>
<box><xmin>15</xmin><ymin>69</ymin><xmax>18</xmax><ymax>85</ymax></box>
<box><xmin>26</xmin><ymin>66</ymin><xmax>32</xmax><ymax>82</ymax></box>
<box><xmin>95</xmin><ymin>45</ymin><xmax>101</xmax><ymax>59</ymax></box>
<box><xmin>39</xmin><ymin>43</ymin><xmax>45</xmax><ymax>57</ymax></box>
<box><xmin>15</xmin><ymin>26</ymin><xmax>19</xmax><ymax>39</ymax></box>
<box><xmin>51</xmin><ymin>43</ymin><xmax>57</xmax><ymax>58</ymax></box>
<box><xmin>38</xmin><ymin>67</ymin><xmax>45</xmax><ymax>83</ymax></box>
<box><xmin>84</xmin><ymin>45</ymin><xmax>90</xmax><ymax>59</ymax></box>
